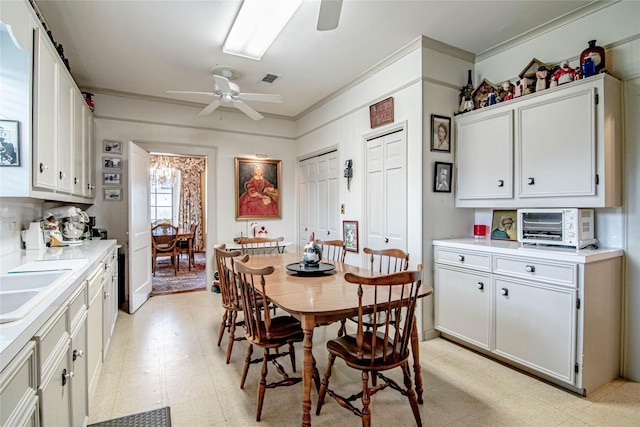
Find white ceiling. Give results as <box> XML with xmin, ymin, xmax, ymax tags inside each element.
<box><xmin>34</xmin><ymin>0</ymin><xmax>601</xmax><ymax>120</ymax></box>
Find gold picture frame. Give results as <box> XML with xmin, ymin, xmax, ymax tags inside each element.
<box><xmin>491</xmin><ymin>210</ymin><xmax>517</xmax><ymax>241</ymax></box>
<box><xmin>235</xmin><ymin>157</ymin><xmax>282</xmax><ymax>220</ymax></box>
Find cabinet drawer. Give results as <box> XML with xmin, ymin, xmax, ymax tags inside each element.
<box><xmin>68</xmin><ymin>284</ymin><xmax>87</xmax><ymax>331</ymax></box>
<box><xmin>87</xmin><ymin>264</ymin><xmax>103</xmax><ymax>306</ymax></box>
<box><xmin>435</xmin><ymin>247</ymin><xmax>491</xmax><ymax>271</ymax></box>
<box><xmin>493</xmin><ymin>255</ymin><xmax>577</xmax><ymax>286</ymax></box>
<box><xmin>34</xmin><ymin>306</ymin><xmax>68</xmax><ymax>384</ymax></box>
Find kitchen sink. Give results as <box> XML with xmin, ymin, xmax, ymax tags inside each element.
<box><xmin>0</xmin><ymin>271</ymin><xmax>70</xmax><ymax>323</ymax></box>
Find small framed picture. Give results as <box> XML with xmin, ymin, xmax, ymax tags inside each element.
<box><xmin>103</xmin><ymin>187</ymin><xmax>122</xmax><ymax>201</ymax></box>
<box><xmin>103</xmin><ymin>156</ymin><xmax>122</xmax><ymax>170</ymax></box>
<box><xmin>433</xmin><ymin>161</ymin><xmax>453</xmax><ymax>193</ymax></box>
<box><xmin>491</xmin><ymin>210</ymin><xmax>517</xmax><ymax>241</ymax></box>
<box><xmin>0</xmin><ymin>120</ymin><xmax>20</xmax><ymax>166</ymax></box>
<box><xmin>103</xmin><ymin>140</ymin><xmax>123</xmax><ymax>154</ymax></box>
<box><xmin>430</xmin><ymin>115</ymin><xmax>451</xmax><ymax>152</ymax></box>
<box><xmin>103</xmin><ymin>172</ymin><xmax>121</xmax><ymax>185</ymax></box>
<box><xmin>343</xmin><ymin>220</ymin><xmax>359</xmax><ymax>253</ymax></box>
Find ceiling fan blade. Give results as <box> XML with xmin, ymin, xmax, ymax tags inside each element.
<box><xmin>166</xmin><ymin>90</ymin><xmax>216</xmax><ymax>96</ymax></box>
<box><xmin>237</xmin><ymin>93</ymin><xmax>282</xmax><ymax>103</ymax></box>
<box><xmin>232</xmin><ymin>99</ymin><xmax>264</xmax><ymax>120</ymax></box>
<box><xmin>212</xmin><ymin>74</ymin><xmax>232</xmax><ymax>93</ymax></box>
<box><xmin>198</xmin><ymin>99</ymin><xmax>222</xmax><ymax>116</ymax></box>
<box><xmin>317</xmin><ymin>0</ymin><xmax>342</xmax><ymax>31</ymax></box>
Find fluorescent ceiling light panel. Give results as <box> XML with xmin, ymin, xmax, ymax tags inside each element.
<box><xmin>224</xmin><ymin>0</ymin><xmax>303</xmax><ymax>60</ymax></box>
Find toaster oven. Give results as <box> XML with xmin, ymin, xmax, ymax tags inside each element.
<box><xmin>517</xmin><ymin>208</ymin><xmax>597</xmax><ymax>249</ymax></box>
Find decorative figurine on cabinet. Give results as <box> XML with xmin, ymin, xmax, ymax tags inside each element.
<box><xmin>502</xmin><ymin>82</ymin><xmax>515</xmax><ymax>101</ymax></box>
<box><xmin>457</xmin><ymin>70</ymin><xmax>475</xmax><ymax>114</ymax></box>
<box><xmin>551</xmin><ymin>61</ymin><xmax>576</xmax><ymax>85</ymax></box>
<box><xmin>535</xmin><ymin>66</ymin><xmax>549</xmax><ymax>92</ymax></box>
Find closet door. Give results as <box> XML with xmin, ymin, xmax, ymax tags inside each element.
<box><xmin>298</xmin><ymin>151</ymin><xmax>339</xmax><ymax>248</ymax></box>
<box><xmin>366</xmin><ymin>129</ymin><xmax>407</xmax><ymax>251</ymax></box>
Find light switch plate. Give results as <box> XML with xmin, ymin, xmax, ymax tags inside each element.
<box><xmin>341</xmin><ymin>204</ymin><xmax>345</xmax><ymax>214</ymax></box>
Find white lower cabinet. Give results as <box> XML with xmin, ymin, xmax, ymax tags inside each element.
<box><xmin>434</xmin><ymin>240</ymin><xmax>622</xmax><ymax>395</ymax></box>
<box><xmin>102</xmin><ymin>248</ymin><xmax>118</xmax><ymax>359</ymax></box>
<box><xmin>86</xmin><ymin>264</ymin><xmax>103</xmax><ymax>399</ymax></box>
<box><xmin>0</xmin><ymin>342</ymin><xmax>38</xmax><ymax>427</ymax></box>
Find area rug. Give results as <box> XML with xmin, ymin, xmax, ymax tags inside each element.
<box><xmin>152</xmin><ymin>252</ymin><xmax>207</xmax><ymax>296</ymax></box>
<box><xmin>88</xmin><ymin>406</ymin><xmax>171</xmax><ymax>426</ymax></box>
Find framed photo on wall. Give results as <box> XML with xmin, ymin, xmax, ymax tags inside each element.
<box><xmin>433</xmin><ymin>161</ymin><xmax>453</xmax><ymax>193</ymax></box>
<box><xmin>0</xmin><ymin>120</ymin><xmax>20</xmax><ymax>166</ymax></box>
<box><xmin>430</xmin><ymin>115</ymin><xmax>451</xmax><ymax>152</ymax></box>
<box><xmin>491</xmin><ymin>210</ymin><xmax>517</xmax><ymax>241</ymax></box>
<box><xmin>235</xmin><ymin>157</ymin><xmax>282</xmax><ymax>220</ymax></box>
<box><xmin>103</xmin><ymin>139</ymin><xmax>123</xmax><ymax>154</ymax></box>
<box><xmin>103</xmin><ymin>172</ymin><xmax>121</xmax><ymax>185</ymax></box>
<box><xmin>103</xmin><ymin>187</ymin><xmax>122</xmax><ymax>201</ymax></box>
<box><xmin>103</xmin><ymin>156</ymin><xmax>122</xmax><ymax>170</ymax></box>
<box><xmin>343</xmin><ymin>220</ymin><xmax>359</xmax><ymax>252</ymax></box>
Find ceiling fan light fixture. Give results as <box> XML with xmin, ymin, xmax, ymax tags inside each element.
<box><xmin>223</xmin><ymin>0</ymin><xmax>303</xmax><ymax>60</ymax></box>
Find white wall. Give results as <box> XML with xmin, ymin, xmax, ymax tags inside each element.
<box><xmin>475</xmin><ymin>0</ymin><xmax>640</xmax><ymax>381</ymax></box>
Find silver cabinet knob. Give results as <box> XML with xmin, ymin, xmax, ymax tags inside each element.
<box><xmin>62</xmin><ymin>368</ymin><xmax>74</xmax><ymax>386</ymax></box>
<box><xmin>384</xmin><ymin>238</ymin><xmax>389</xmax><ymax>243</ymax></box>
<box><xmin>73</xmin><ymin>349</ymin><xmax>84</xmax><ymax>361</ymax></box>
<box><xmin>527</xmin><ymin>177</ymin><xmax>535</xmax><ymax>185</ymax></box>
<box><xmin>525</xmin><ymin>265</ymin><xmax>535</xmax><ymax>273</ymax></box>
<box><xmin>477</xmin><ymin>282</ymin><xmax>484</xmax><ymax>290</ymax></box>
<box><xmin>497</xmin><ymin>180</ymin><xmax>504</xmax><ymax>187</ymax></box>
<box><xmin>39</xmin><ymin>163</ymin><xmax>48</xmax><ymax>173</ymax></box>
<box><xmin>457</xmin><ymin>255</ymin><xmax>465</xmax><ymax>262</ymax></box>
<box><xmin>327</xmin><ymin>230</ymin><xmax>330</xmax><ymax>235</ymax></box>
<box><xmin>501</xmin><ymin>288</ymin><xmax>509</xmax><ymax>296</ymax></box>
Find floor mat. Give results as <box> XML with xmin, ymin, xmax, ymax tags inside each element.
<box><xmin>152</xmin><ymin>252</ymin><xmax>207</xmax><ymax>296</ymax></box>
<box><xmin>88</xmin><ymin>406</ymin><xmax>171</xmax><ymax>427</ymax></box>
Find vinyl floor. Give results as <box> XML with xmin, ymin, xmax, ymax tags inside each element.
<box><xmin>89</xmin><ymin>291</ymin><xmax>639</xmax><ymax>426</ymax></box>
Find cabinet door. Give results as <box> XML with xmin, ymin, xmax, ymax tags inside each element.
<box><xmin>33</xmin><ymin>28</ymin><xmax>58</xmax><ymax>190</ymax></box>
<box><xmin>456</xmin><ymin>110</ymin><xmax>513</xmax><ymax>200</ymax></box>
<box><xmin>56</xmin><ymin>70</ymin><xmax>74</xmax><ymax>193</ymax></box>
<box><xmin>38</xmin><ymin>342</ymin><xmax>71</xmax><ymax>427</ymax></box>
<box><xmin>494</xmin><ymin>277</ymin><xmax>577</xmax><ymax>383</ymax></box>
<box><xmin>83</xmin><ymin>109</ymin><xmax>95</xmax><ymax>198</ymax></box>
<box><xmin>70</xmin><ymin>316</ymin><xmax>88</xmax><ymax>427</ymax></box>
<box><xmin>518</xmin><ymin>87</ymin><xmax>596</xmax><ymax>198</ymax></box>
<box><xmin>435</xmin><ymin>265</ymin><xmax>491</xmax><ymax>349</ymax></box>
<box><xmin>72</xmin><ymin>92</ymin><xmax>85</xmax><ymax>196</ymax></box>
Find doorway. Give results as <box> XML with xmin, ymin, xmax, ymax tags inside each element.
<box><xmin>149</xmin><ymin>153</ymin><xmax>207</xmax><ymax>295</ymax></box>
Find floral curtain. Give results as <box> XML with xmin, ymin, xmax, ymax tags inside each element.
<box><xmin>150</xmin><ymin>155</ymin><xmax>206</xmax><ymax>250</ymax></box>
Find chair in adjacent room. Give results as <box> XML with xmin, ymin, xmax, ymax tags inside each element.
<box><xmin>177</xmin><ymin>222</ymin><xmax>198</xmax><ymax>270</ymax></box>
<box><xmin>338</xmin><ymin>247</ymin><xmax>410</xmax><ymax>336</ymax></box>
<box><xmin>234</xmin><ymin>258</ymin><xmax>304</xmax><ymax>422</ymax></box>
<box><xmin>214</xmin><ymin>244</ymin><xmax>247</xmax><ymax>364</ymax></box>
<box><xmin>151</xmin><ymin>224</ymin><xmax>180</xmax><ymax>276</ymax></box>
<box><xmin>315</xmin><ymin>239</ymin><xmax>346</xmax><ymax>263</ymax></box>
<box><xmin>237</xmin><ymin>236</ymin><xmax>284</xmax><ymax>255</ymax></box>
<box><xmin>316</xmin><ymin>267</ymin><xmax>424</xmax><ymax>427</ymax></box>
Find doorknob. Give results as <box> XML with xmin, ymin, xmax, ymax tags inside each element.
<box><xmin>384</xmin><ymin>238</ymin><xmax>389</xmax><ymax>243</ymax></box>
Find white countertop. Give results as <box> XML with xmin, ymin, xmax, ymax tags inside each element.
<box><xmin>433</xmin><ymin>238</ymin><xmax>623</xmax><ymax>263</ymax></box>
<box><xmin>0</xmin><ymin>240</ymin><xmax>117</xmax><ymax>371</ymax></box>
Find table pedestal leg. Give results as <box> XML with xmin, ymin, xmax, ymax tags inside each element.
<box><xmin>410</xmin><ymin>320</ymin><xmax>423</xmax><ymax>404</ymax></box>
<box><xmin>301</xmin><ymin>316</ymin><xmax>315</xmax><ymax>427</ymax></box>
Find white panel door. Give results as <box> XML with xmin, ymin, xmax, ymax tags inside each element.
<box><xmin>366</xmin><ymin>129</ymin><xmax>407</xmax><ymax>251</ymax></box>
<box><xmin>128</xmin><ymin>143</ymin><xmax>152</xmax><ymax>313</ymax></box>
<box><xmin>298</xmin><ymin>151</ymin><xmax>339</xmax><ymax>247</ymax></box>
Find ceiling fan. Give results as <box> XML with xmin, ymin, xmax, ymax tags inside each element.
<box><xmin>166</xmin><ymin>67</ymin><xmax>282</xmax><ymax>120</ymax></box>
<box><xmin>317</xmin><ymin>0</ymin><xmax>343</xmax><ymax>31</ymax></box>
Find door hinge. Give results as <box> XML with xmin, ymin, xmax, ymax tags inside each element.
<box><xmin>576</xmin><ymin>297</ymin><xmax>581</xmax><ymax>309</ymax></box>
<box><xmin>575</xmin><ymin>363</ymin><xmax>580</xmax><ymax>374</ymax></box>
<box><xmin>595</xmin><ymin>94</ymin><xmax>599</xmax><ymax>105</ymax></box>
<box><xmin>595</xmin><ymin>174</ymin><xmax>599</xmax><ymax>185</ymax></box>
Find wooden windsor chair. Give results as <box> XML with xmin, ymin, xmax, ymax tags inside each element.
<box><xmin>237</xmin><ymin>236</ymin><xmax>284</xmax><ymax>255</ymax></box>
<box><xmin>234</xmin><ymin>259</ymin><xmax>304</xmax><ymax>422</ymax></box>
<box><xmin>315</xmin><ymin>239</ymin><xmax>346</xmax><ymax>263</ymax></box>
<box><xmin>316</xmin><ymin>267</ymin><xmax>424</xmax><ymax>427</ymax></box>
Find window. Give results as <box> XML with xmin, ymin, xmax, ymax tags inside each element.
<box><xmin>150</xmin><ymin>184</ymin><xmax>174</xmax><ymax>223</ymax></box>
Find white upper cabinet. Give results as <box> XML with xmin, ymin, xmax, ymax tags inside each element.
<box><xmin>455</xmin><ymin>74</ymin><xmax>621</xmax><ymax>208</ymax></box>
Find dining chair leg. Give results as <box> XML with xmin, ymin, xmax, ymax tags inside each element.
<box><xmin>402</xmin><ymin>363</ymin><xmax>422</xmax><ymax>426</ymax></box>
<box><xmin>226</xmin><ymin>311</ymin><xmax>238</xmax><ymax>364</ymax></box>
<box><xmin>256</xmin><ymin>348</ymin><xmax>270</xmax><ymax>422</ymax></box>
<box><xmin>361</xmin><ymin>370</ymin><xmax>372</xmax><ymax>427</ymax></box>
<box><xmin>217</xmin><ymin>310</ymin><xmax>228</xmax><ymax>347</ymax></box>
<box><xmin>315</xmin><ymin>353</ymin><xmax>336</xmax><ymax>415</ymax></box>
<box><xmin>240</xmin><ymin>344</ymin><xmax>253</xmax><ymax>389</ymax></box>
<box><xmin>288</xmin><ymin>342</ymin><xmax>296</xmax><ymax>372</ymax></box>
<box><xmin>337</xmin><ymin>318</ymin><xmax>347</xmax><ymax>337</ymax></box>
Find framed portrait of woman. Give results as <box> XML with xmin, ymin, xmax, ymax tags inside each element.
<box><xmin>235</xmin><ymin>157</ymin><xmax>282</xmax><ymax>220</ymax></box>
<box><xmin>491</xmin><ymin>210</ymin><xmax>517</xmax><ymax>241</ymax></box>
<box><xmin>430</xmin><ymin>114</ymin><xmax>451</xmax><ymax>153</ymax></box>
